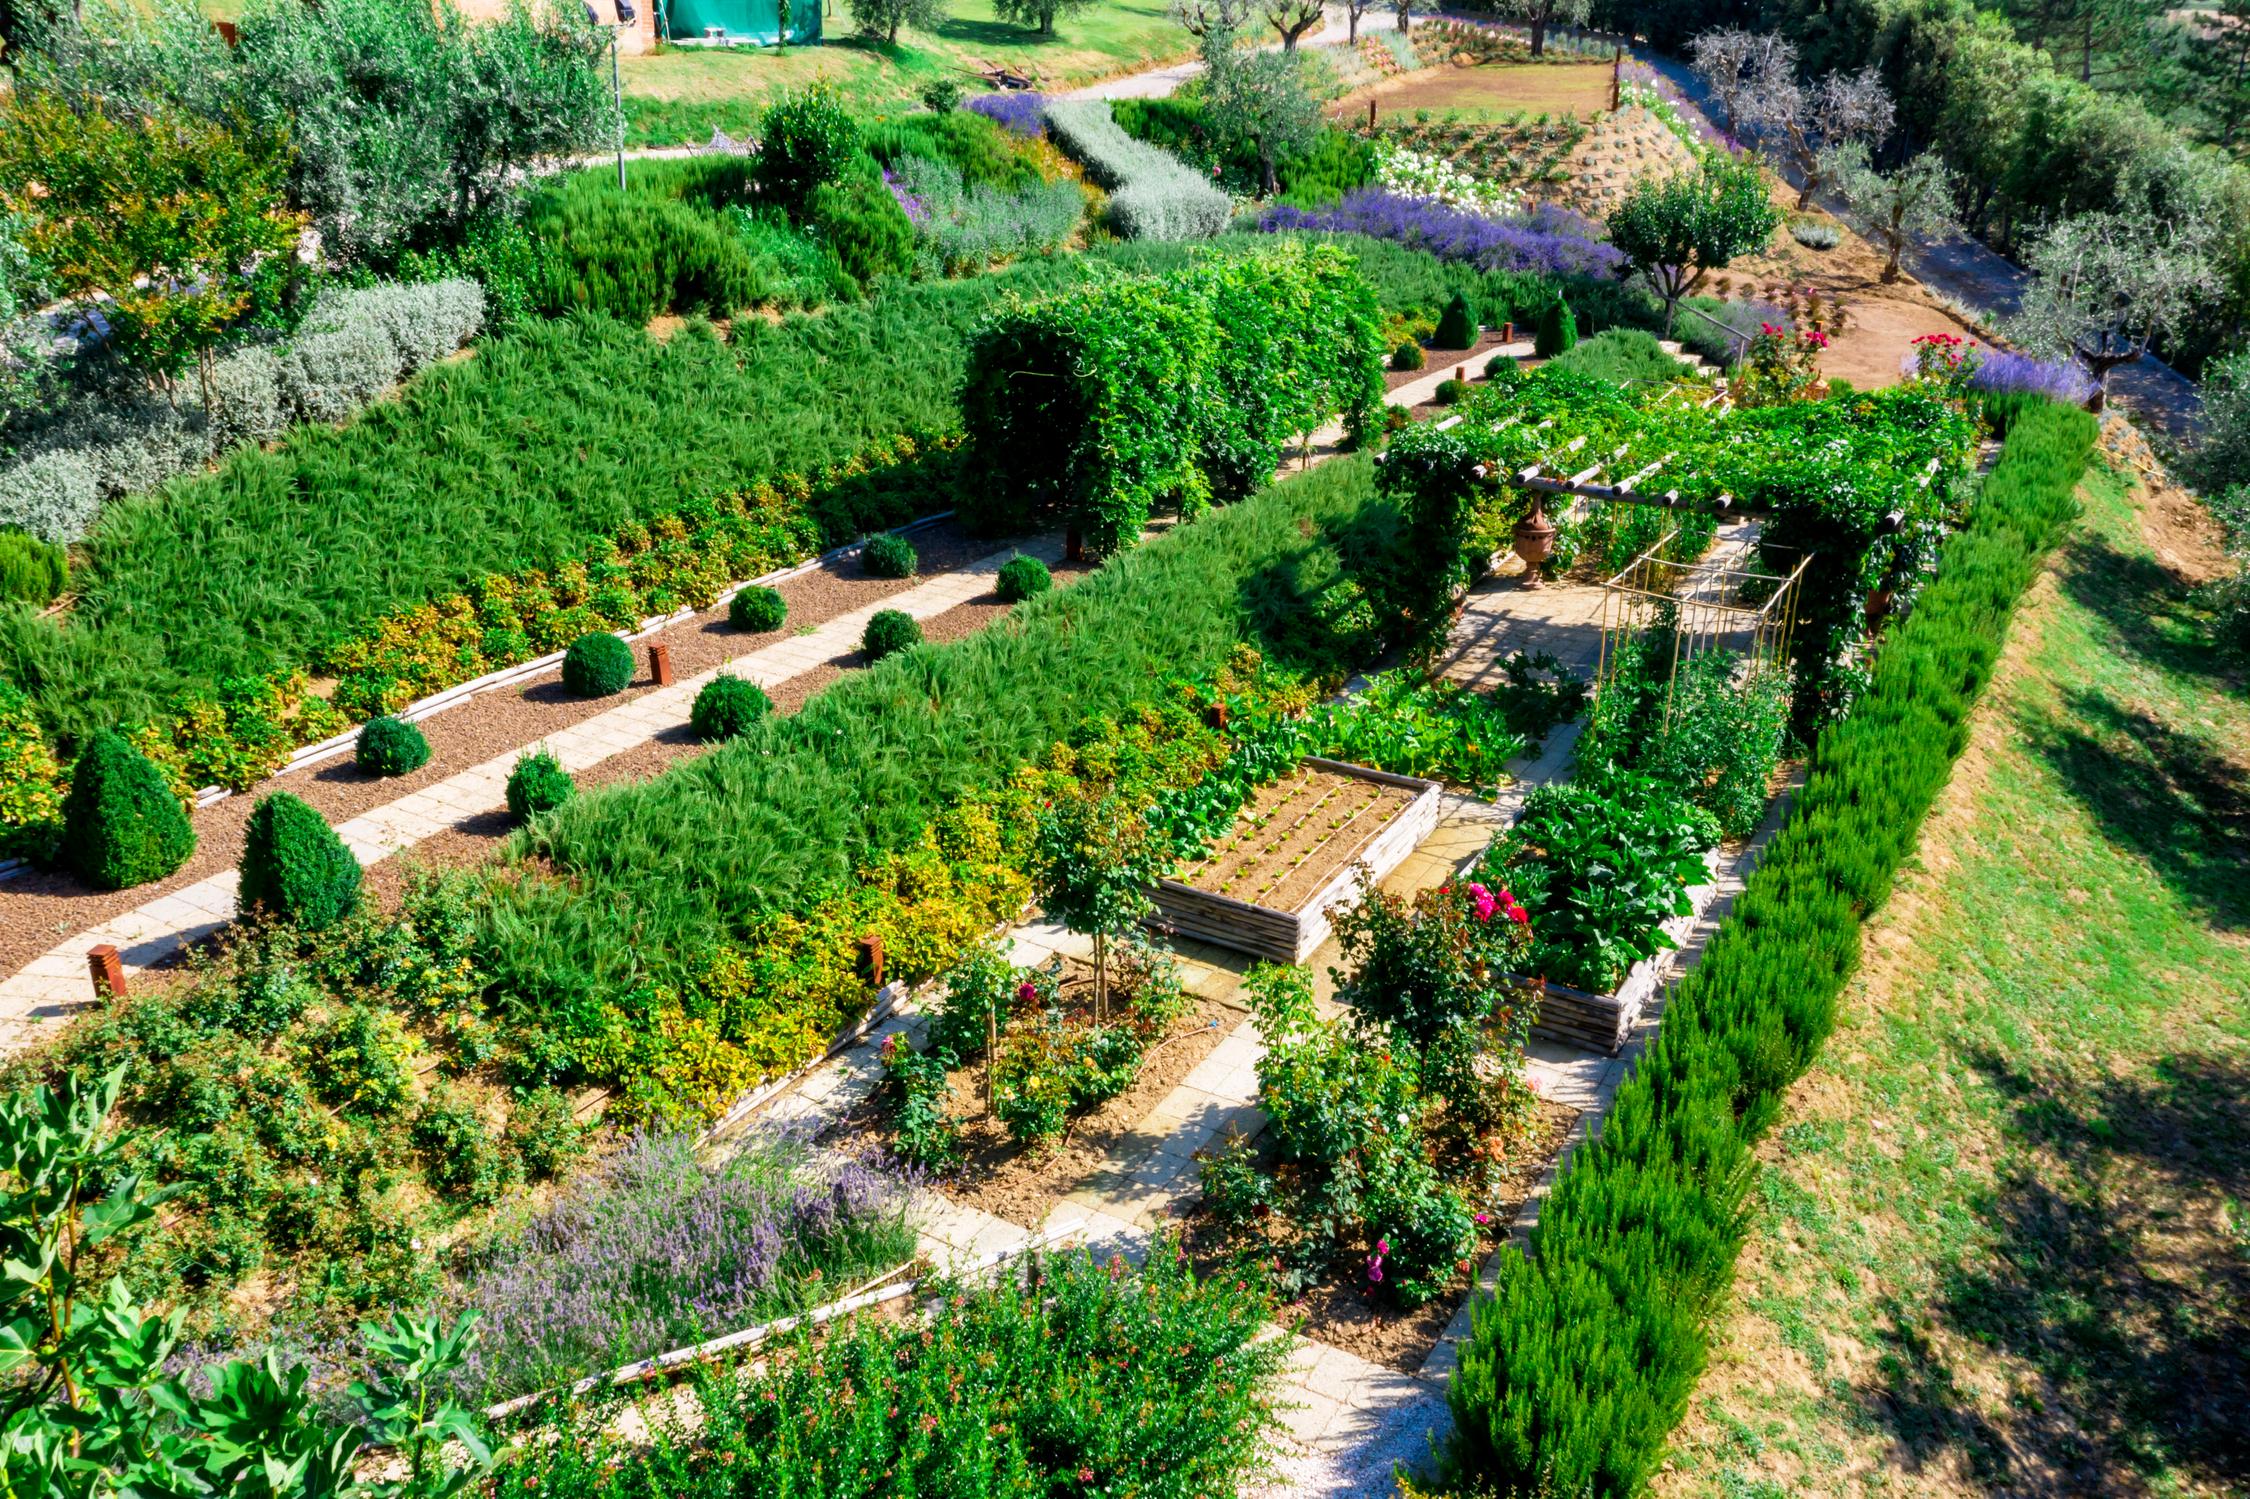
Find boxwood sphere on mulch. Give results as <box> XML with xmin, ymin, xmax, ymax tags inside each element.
<box><xmin>562</xmin><ymin>631</ymin><xmax>635</xmax><ymax>697</ymax></box>
<box><xmin>729</xmin><ymin>585</ymin><xmax>788</xmax><ymax>633</ymax></box>
<box><xmin>1434</xmin><ymin>378</ymin><xmax>1468</xmax><ymax>406</ymax></box>
<box><xmin>507</xmin><ymin>749</ymin><xmax>575</xmax><ymax>821</ymax></box>
<box><xmin>355</xmin><ymin>715</ymin><xmax>431</xmax><ymax>777</ymax></box>
<box><xmin>995</xmin><ymin>555</ymin><xmax>1052</xmax><ymax>604</ymax></box>
<box><xmin>60</xmin><ymin>729</ymin><xmax>195</xmax><ymax>891</ymax></box>
<box><xmin>1391</xmin><ymin>339</ymin><xmax>1425</xmax><ymax>372</ymax></box>
<box><xmin>690</xmin><ymin>675</ymin><xmax>773</xmax><ymax>741</ymax></box>
<box><xmin>861</xmin><ymin>532</ymin><xmax>918</xmax><ymax>579</ymax></box>
<box><xmin>239</xmin><ymin>791</ymin><xmax>361</xmax><ymax>931</ymax></box>
<box><xmin>862</xmin><ymin>608</ymin><xmax>921</xmax><ymax>660</ymax></box>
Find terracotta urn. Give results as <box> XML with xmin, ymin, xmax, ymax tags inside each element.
<box><xmin>1512</xmin><ymin>498</ymin><xmax>1556</xmax><ymax>588</ymax></box>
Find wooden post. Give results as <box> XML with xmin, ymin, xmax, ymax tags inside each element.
<box><xmin>986</xmin><ymin>1005</ymin><xmax>998</xmax><ymax>1114</ymax></box>
<box><xmin>648</xmin><ymin>642</ymin><xmax>674</xmax><ymax>686</ymax></box>
<box><xmin>1456</xmin><ymin>364</ymin><xmax>1468</xmax><ymax>382</ymax></box>
<box><xmin>1205</xmin><ymin>700</ymin><xmax>1229</xmax><ymax>733</ymax></box>
<box><xmin>88</xmin><ymin>945</ymin><xmax>126</xmax><ymax>1001</ymax></box>
<box><xmin>1611</xmin><ymin>46</ymin><xmax>1622</xmax><ymax>112</ymax></box>
<box><xmin>1367</xmin><ymin>98</ymin><xmax>1376</xmax><ymax>130</ymax></box>
<box><xmin>1065</xmin><ymin>526</ymin><xmax>1085</xmax><ymax>563</ymax></box>
<box><xmin>1501</xmin><ymin>320</ymin><xmax>1514</xmax><ymax>345</ymax></box>
<box><xmin>856</xmin><ymin>933</ymin><xmax>885</xmax><ymax>990</ymax></box>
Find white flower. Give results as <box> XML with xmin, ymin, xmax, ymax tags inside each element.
<box><xmin>1374</xmin><ymin>145</ymin><xmax>1525</xmax><ymax>218</ymax></box>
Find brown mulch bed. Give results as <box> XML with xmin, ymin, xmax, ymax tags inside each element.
<box><xmin>0</xmin><ymin>522</ymin><xmax>1061</xmax><ymax>979</ymax></box>
<box><xmin>1191</xmin><ymin>1092</ymin><xmax>1579</xmax><ymax>1373</ymax></box>
<box><xmin>1172</xmin><ymin>766</ymin><xmax>1415</xmax><ymax>912</ymax></box>
<box><xmin>1383</xmin><ymin>329</ymin><xmax>1516</xmax><ymax>394</ymax></box>
<box><xmin>830</xmin><ymin>959</ymin><xmax>1246</xmax><ymax>1231</ymax></box>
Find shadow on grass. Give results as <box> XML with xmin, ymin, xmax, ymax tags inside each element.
<box><xmin>2057</xmin><ymin>531</ymin><xmax>2247</xmax><ymax>696</ymax></box>
<box><xmin>1864</xmin><ymin>1048</ymin><xmax>2250</xmax><ymax>1491</ymax></box>
<box><xmin>2031</xmin><ymin>688</ymin><xmax>2250</xmax><ymax>932</ymax></box>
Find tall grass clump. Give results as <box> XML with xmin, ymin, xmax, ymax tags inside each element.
<box><xmin>482</xmin><ymin>454</ymin><xmax>1390</xmax><ymax>1010</ymax></box>
<box><xmin>1446</xmin><ymin>398</ymin><xmax>2098</xmax><ymax>1496</ymax></box>
<box><xmin>450</xmin><ymin>1130</ymin><xmax>917</xmax><ymax>1403</ymax></box>
<box><xmin>1044</xmin><ymin>100</ymin><xmax>1231</xmax><ymax>241</ymax></box>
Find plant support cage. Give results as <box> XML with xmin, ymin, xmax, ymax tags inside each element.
<box><xmin>1596</xmin><ymin>532</ymin><xmax>1808</xmax><ymax>721</ymax></box>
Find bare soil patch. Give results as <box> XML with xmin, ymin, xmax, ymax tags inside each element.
<box><xmin>1173</xmin><ymin>765</ymin><xmax>1416</xmax><ymax>913</ymax></box>
<box><xmin>1338</xmin><ymin>60</ymin><xmax>1613</xmax><ymax>123</ymax></box>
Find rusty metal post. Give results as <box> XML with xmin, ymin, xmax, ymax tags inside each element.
<box><xmin>88</xmin><ymin>945</ymin><xmax>126</xmax><ymax>1000</ymax></box>
<box><xmin>1205</xmin><ymin>701</ymin><xmax>1229</xmax><ymax>733</ymax></box>
<box><xmin>857</xmin><ymin>933</ymin><xmax>885</xmax><ymax>990</ymax></box>
<box><xmin>1367</xmin><ymin>98</ymin><xmax>1376</xmax><ymax>129</ymax></box>
<box><xmin>649</xmin><ymin>642</ymin><xmax>674</xmax><ymax>686</ymax></box>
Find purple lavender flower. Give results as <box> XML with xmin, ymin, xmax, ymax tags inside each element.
<box><xmin>882</xmin><ymin>168</ymin><xmax>930</xmax><ymax>228</ymax></box>
<box><xmin>1258</xmin><ymin>188</ymin><xmax>1625</xmax><ymax>280</ymax></box>
<box><xmin>966</xmin><ymin>90</ymin><xmax>1047</xmax><ymax>138</ymax></box>
<box><xmin>1964</xmin><ymin>350</ymin><xmax>2096</xmax><ymax>405</ymax></box>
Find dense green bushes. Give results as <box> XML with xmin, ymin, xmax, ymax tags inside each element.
<box><xmin>1445</xmin><ymin>399</ymin><xmax>2098</xmax><ymax>1495</ymax></box>
<box><xmin>489</xmin><ymin>1237</ymin><xmax>1283</xmax><ymax>1499</ymax></box>
<box><xmin>728</xmin><ymin>585</ymin><xmax>788</xmax><ymax>632</ymax></box>
<box><xmin>1111</xmin><ymin>97</ymin><xmax>1376</xmax><ymax>208</ymax></box>
<box><xmin>959</xmin><ymin>243</ymin><xmax>1383</xmax><ymax>552</ymax></box>
<box><xmin>860</xmin><ymin>531</ymin><xmax>918</xmax><ymax>578</ymax></box>
<box><xmin>561</xmin><ymin>633</ymin><xmax>635</xmax><ymax>698</ymax></box>
<box><xmin>59</xmin><ymin>729</ymin><xmax>193</xmax><ymax>890</ymax></box>
<box><xmin>480</xmin><ymin>455</ymin><xmax>1390</xmax><ymax>1068</ymax></box>
<box><xmin>0</xmin><ymin>532</ymin><xmax>66</xmax><ymax>606</ymax></box>
<box><xmin>239</xmin><ymin>792</ymin><xmax>361</xmax><ymax>931</ymax></box>
<box><xmin>1534</xmin><ymin>300</ymin><xmax>1578</xmax><ymax>357</ymax></box>
<box><xmin>860</xmin><ymin>608</ymin><xmax>922</xmax><ymax>660</ymax></box>
<box><xmin>1546</xmin><ymin>328</ymin><xmax>1689</xmax><ymax>388</ymax></box>
<box><xmin>354</xmin><ymin>716</ymin><xmax>430</xmax><ymax>778</ymax></box>
<box><xmin>995</xmin><ymin>555</ymin><xmax>1051</xmax><ymax>602</ymax></box>
<box><xmin>506</xmin><ymin>749</ymin><xmax>574</xmax><ymax>821</ymax></box>
<box><xmin>690</xmin><ymin>675</ymin><xmax>772</xmax><ymax>740</ymax></box>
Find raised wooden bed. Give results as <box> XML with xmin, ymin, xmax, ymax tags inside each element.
<box><xmin>1148</xmin><ymin>757</ymin><xmax>1442</xmax><ymax>963</ymax></box>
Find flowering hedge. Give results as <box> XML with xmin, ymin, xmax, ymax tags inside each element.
<box><xmin>1259</xmin><ymin>189</ymin><xmax>1625</xmax><ymax>281</ymax></box>
<box><xmin>958</xmin><ymin>242</ymin><xmax>1383</xmax><ymax>553</ymax></box>
<box><xmin>489</xmin><ymin>1235</ymin><xmax>1285</xmax><ymax>1499</ymax></box>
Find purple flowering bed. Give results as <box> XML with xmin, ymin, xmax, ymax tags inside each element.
<box><xmin>1260</xmin><ymin>189</ymin><xmax>1626</xmax><ymax>280</ymax></box>
<box><xmin>966</xmin><ymin>89</ymin><xmax>1047</xmax><ymax>138</ymax></box>
<box><xmin>1970</xmin><ymin>350</ymin><xmax>2098</xmax><ymax>406</ymax></box>
<box><xmin>450</xmin><ymin>1130</ymin><xmax>919</xmax><ymax>1403</ymax></box>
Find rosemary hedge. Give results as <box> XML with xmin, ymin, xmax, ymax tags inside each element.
<box><xmin>959</xmin><ymin>242</ymin><xmax>1383</xmax><ymax>554</ymax></box>
<box><xmin>1446</xmin><ymin>397</ymin><xmax>2099</xmax><ymax>1495</ymax></box>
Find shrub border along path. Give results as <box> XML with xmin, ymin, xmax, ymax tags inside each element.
<box><xmin>0</xmin><ymin>539</ymin><xmax>1063</xmax><ymax>1049</ymax></box>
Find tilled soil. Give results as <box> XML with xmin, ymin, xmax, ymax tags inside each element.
<box><xmin>1175</xmin><ymin>768</ymin><xmax>1416</xmax><ymax>912</ymax></box>
<box><xmin>0</xmin><ymin>521</ymin><xmax>1052</xmax><ymax>978</ymax></box>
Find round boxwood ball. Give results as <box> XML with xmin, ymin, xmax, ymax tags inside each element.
<box><xmin>355</xmin><ymin>715</ymin><xmax>430</xmax><ymax>777</ymax></box>
<box><xmin>1391</xmin><ymin>340</ymin><xmax>1426</xmax><ymax>372</ymax></box>
<box><xmin>562</xmin><ymin>631</ymin><xmax>635</xmax><ymax>697</ymax></box>
<box><xmin>691</xmin><ymin>675</ymin><xmax>773</xmax><ymax>741</ymax></box>
<box><xmin>239</xmin><ymin>791</ymin><xmax>361</xmax><ymax>932</ymax></box>
<box><xmin>861</xmin><ymin>532</ymin><xmax>918</xmax><ymax>579</ymax></box>
<box><xmin>995</xmin><ymin>555</ymin><xmax>1052</xmax><ymax>604</ymax></box>
<box><xmin>730</xmin><ymin>585</ymin><xmax>788</xmax><ymax>633</ymax></box>
<box><xmin>1434</xmin><ymin>378</ymin><xmax>1468</xmax><ymax>406</ymax></box>
<box><xmin>506</xmin><ymin>749</ymin><xmax>575</xmax><ymax>821</ymax></box>
<box><xmin>862</xmin><ymin>608</ymin><xmax>922</xmax><ymax>660</ymax></box>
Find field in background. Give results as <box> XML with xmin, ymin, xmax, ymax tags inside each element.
<box><xmin>619</xmin><ymin>0</ymin><xmax>1190</xmax><ymax>142</ymax></box>
<box><xmin>1336</xmin><ymin>59</ymin><xmax>1614</xmax><ymax>125</ymax></box>
<box><xmin>1657</xmin><ymin>455</ymin><xmax>2250</xmax><ymax>1496</ymax></box>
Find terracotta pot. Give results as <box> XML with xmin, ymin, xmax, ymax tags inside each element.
<box><xmin>1512</xmin><ymin>499</ymin><xmax>1556</xmax><ymax>588</ymax></box>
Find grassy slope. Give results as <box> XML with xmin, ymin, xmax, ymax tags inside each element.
<box><xmin>620</xmin><ymin>0</ymin><xmax>1190</xmax><ymax>144</ymax></box>
<box><xmin>1656</xmin><ymin>457</ymin><xmax>2250</xmax><ymax>1496</ymax></box>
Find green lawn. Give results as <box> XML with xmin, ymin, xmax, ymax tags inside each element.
<box><xmin>1656</xmin><ymin>459</ymin><xmax>2250</xmax><ymax>1496</ymax></box>
<box><xmin>620</xmin><ymin>0</ymin><xmax>1190</xmax><ymax>143</ymax></box>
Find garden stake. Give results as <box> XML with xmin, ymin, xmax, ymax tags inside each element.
<box><xmin>87</xmin><ymin>945</ymin><xmax>125</xmax><ymax>1001</ymax></box>
<box><xmin>857</xmin><ymin>933</ymin><xmax>885</xmax><ymax>990</ymax></box>
<box><xmin>649</xmin><ymin>642</ymin><xmax>674</xmax><ymax>686</ymax></box>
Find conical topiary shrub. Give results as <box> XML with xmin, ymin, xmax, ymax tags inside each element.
<box><xmin>506</xmin><ymin>748</ymin><xmax>575</xmax><ymax>821</ymax></box>
<box><xmin>239</xmin><ymin>792</ymin><xmax>361</xmax><ymax>931</ymax></box>
<box><xmin>1534</xmin><ymin>299</ymin><xmax>1579</xmax><ymax>358</ymax></box>
<box><xmin>60</xmin><ymin>729</ymin><xmax>195</xmax><ymax>891</ymax></box>
<box><xmin>1435</xmin><ymin>291</ymin><xmax>1478</xmax><ymax>350</ymax></box>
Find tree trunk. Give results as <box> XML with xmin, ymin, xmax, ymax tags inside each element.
<box><xmin>1262</xmin><ymin>150</ymin><xmax>1278</xmax><ymax>196</ymax></box>
<box><xmin>1530</xmin><ymin>14</ymin><xmax>1546</xmax><ymax>55</ymax></box>
<box><xmin>1093</xmin><ymin>930</ymin><xmax>1108</xmax><ymax>1023</ymax></box>
<box><xmin>1347</xmin><ymin>8</ymin><xmax>1358</xmax><ymax>41</ymax></box>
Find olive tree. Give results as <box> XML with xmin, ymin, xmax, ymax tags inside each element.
<box><xmin>1203</xmin><ymin>26</ymin><xmax>1322</xmax><ymax>194</ymax></box>
<box><xmin>1491</xmin><ymin>0</ymin><xmax>1591</xmax><ymax>59</ymax></box>
<box><xmin>1688</xmin><ymin>27</ymin><xmax>1792</xmax><ymax>136</ymax></box>
<box><xmin>996</xmin><ymin>0</ymin><xmax>1094</xmax><ymax>34</ymax></box>
<box><xmin>1826</xmin><ymin>142</ymin><xmax>1960</xmax><ymax>281</ymax></box>
<box><xmin>1759</xmin><ymin>64</ymin><xmax>1895</xmax><ymax>210</ymax></box>
<box><xmin>847</xmin><ymin>0</ymin><xmax>944</xmax><ymax>45</ymax></box>
<box><xmin>1166</xmin><ymin>0</ymin><xmax>1252</xmax><ymax>36</ymax></box>
<box><xmin>1605</xmin><ymin>154</ymin><xmax>1783</xmax><ymax>331</ymax></box>
<box><xmin>2006</xmin><ymin>208</ymin><xmax>2217</xmax><ymax>410</ymax></box>
<box><xmin>1262</xmin><ymin>0</ymin><xmax>1325</xmax><ymax>47</ymax></box>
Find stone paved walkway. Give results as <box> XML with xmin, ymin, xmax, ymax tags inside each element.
<box><xmin>0</xmin><ymin>539</ymin><xmax>1063</xmax><ymax>1051</ymax></box>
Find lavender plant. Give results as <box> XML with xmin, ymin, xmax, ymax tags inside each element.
<box><xmin>1963</xmin><ymin>349</ymin><xmax>2097</xmax><ymax>406</ymax></box>
<box><xmin>887</xmin><ymin>153</ymin><xmax>1085</xmax><ymax>275</ymax></box>
<box><xmin>1259</xmin><ymin>189</ymin><xmax>1625</xmax><ymax>279</ymax></box>
<box><xmin>447</xmin><ymin>1130</ymin><xmax>917</xmax><ymax>1402</ymax></box>
<box><xmin>966</xmin><ymin>90</ymin><xmax>1049</xmax><ymax>138</ymax></box>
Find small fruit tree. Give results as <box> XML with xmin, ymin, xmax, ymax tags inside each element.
<box><xmin>1034</xmin><ymin>790</ymin><xmax>1169</xmax><ymax>1022</ymax></box>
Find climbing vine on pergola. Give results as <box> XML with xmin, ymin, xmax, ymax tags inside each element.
<box><xmin>1374</xmin><ymin>365</ymin><xmax>1974</xmax><ymax>723</ymax></box>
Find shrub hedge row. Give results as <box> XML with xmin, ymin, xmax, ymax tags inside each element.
<box><xmin>1446</xmin><ymin>397</ymin><xmax>2099</xmax><ymax>1495</ymax></box>
<box><xmin>1044</xmin><ymin>100</ymin><xmax>1232</xmax><ymax>242</ymax></box>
